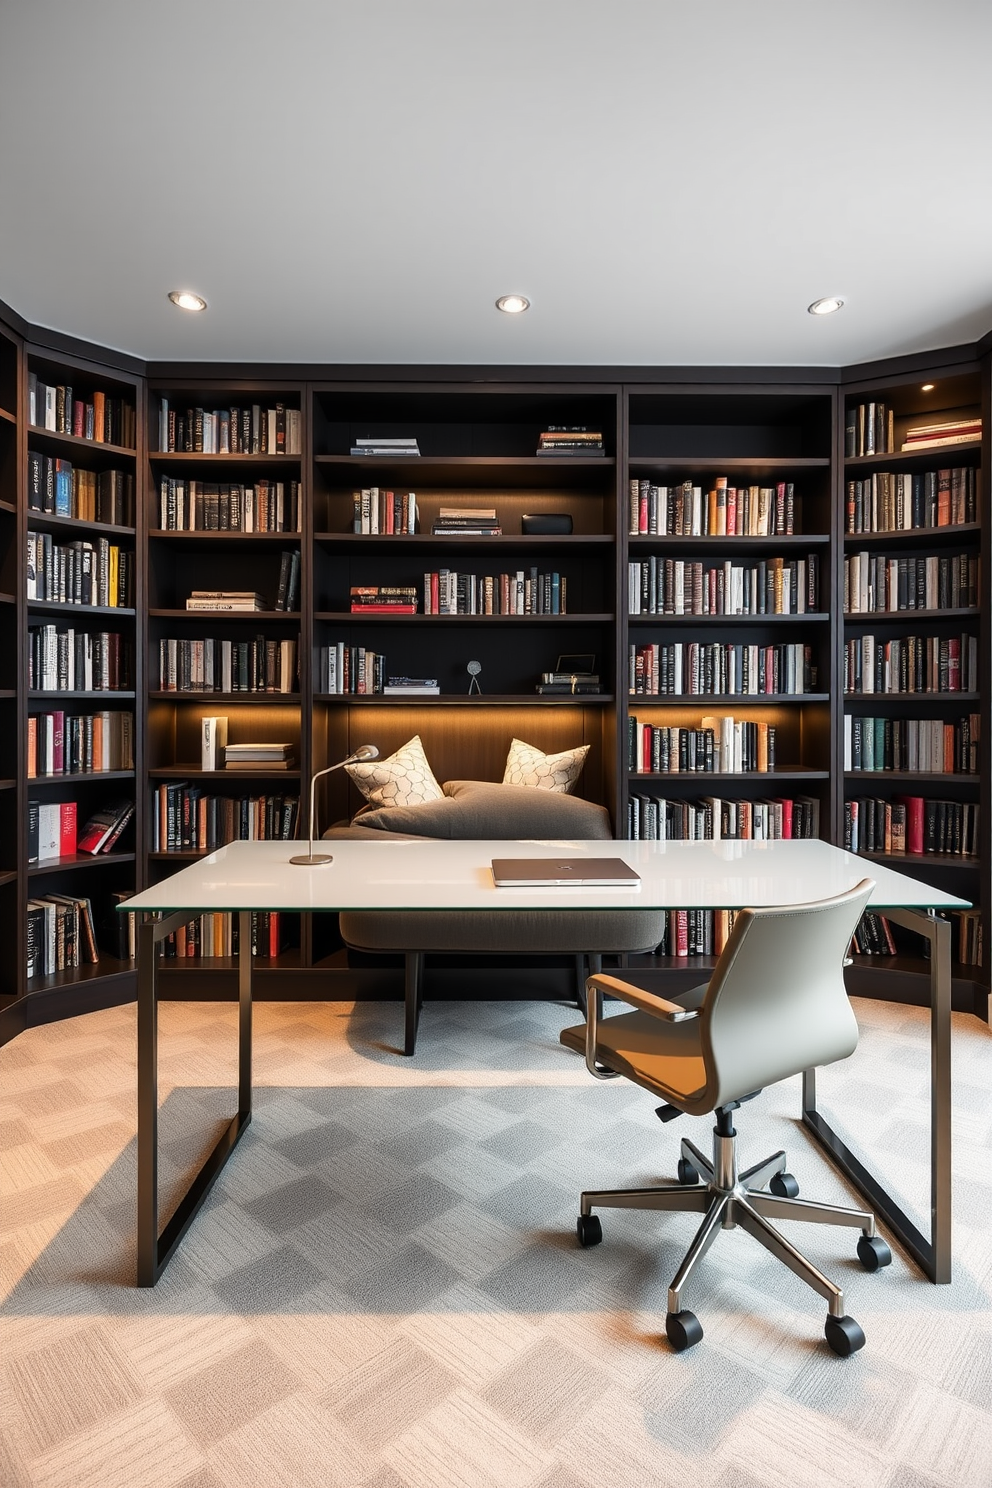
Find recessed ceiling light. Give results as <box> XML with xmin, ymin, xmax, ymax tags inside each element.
<box><xmin>808</xmin><ymin>297</ymin><xmax>844</xmax><ymax>316</ymax></box>
<box><xmin>921</xmin><ymin>383</ymin><xmax>935</xmax><ymax>392</ymax></box>
<box><xmin>496</xmin><ymin>295</ymin><xmax>530</xmax><ymax>314</ymax></box>
<box><xmin>168</xmin><ymin>290</ymin><xmax>207</xmax><ymax>312</ymax></box>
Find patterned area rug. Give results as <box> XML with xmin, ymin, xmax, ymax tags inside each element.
<box><xmin>1</xmin><ymin>996</ymin><xmax>990</xmax><ymax>1488</ymax></box>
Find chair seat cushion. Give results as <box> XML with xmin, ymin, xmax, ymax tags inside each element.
<box><xmin>339</xmin><ymin>907</ymin><xmax>666</xmax><ymax>955</ymax></box>
<box><xmin>560</xmin><ymin>1008</ymin><xmax>706</xmax><ymax>1105</ymax></box>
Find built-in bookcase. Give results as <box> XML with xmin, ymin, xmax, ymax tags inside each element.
<box><xmin>0</xmin><ymin>322</ymin><xmax>21</xmax><ymax>1003</ymax></box>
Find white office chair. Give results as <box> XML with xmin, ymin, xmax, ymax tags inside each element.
<box><xmin>560</xmin><ymin>878</ymin><xmax>892</xmax><ymax>1356</ymax></box>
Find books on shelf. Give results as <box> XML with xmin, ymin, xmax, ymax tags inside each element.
<box><xmin>28</xmin><ymin>710</ymin><xmax>134</xmax><ymax>776</ymax></box>
<box><xmin>157</xmin><ymin>909</ymin><xmax>287</xmax><ymax>960</ymax></box>
<box><xmin>842</xmin><ymin>633</ymin><xmax>979</xmax><ymax>695</ymax></box>
<box><xmin>223</xmin><ymin>743</ymin><xmax>295</xmax><ymax>770</ymax></box>
<box><xmin>628</xmin><ymin>716</ymin><xmax>776</xmax><ymax>774</ymax></box>
<box><xmin>900</xmin><ymin>417</ymin><xmax>982</xmax><ymax>453</ymax></box>
<box><xmin>350</xmin><ymin>586</ymin><xmax>418</xmax><ymax>614</ymax></box>
<box><xmin>28</xmin><ymin>376</ymin><xmax>135</xmax><ymax>447</ymax></box>
<box><xmin>957</xmin><ymin>909</ymin><xmax>983</xmax><ymax>967</ymax></box>
<box><xmin>654</xmin><ymin>909</ymin><xmax>739</xmax><ymax>957</ymax></box>
<box><xmin>274</xmin><ymin>550</ymin><xmax>301</xmax><ymax>611</ymax></box>
<box><xmin>851</xmin><ymin>911</ymin><xmax>897</xmax><ymax>956</ymax></box>
<box><xmin>28</xmin><ymin>626</ymin><xmax>131</xmax><ymax>692</ymax></box>
<box><xmin>27</xmin><ymin>893</ymin><xmax>99</xmax><ymax>979</ymax></box>
<box><xmin>629</xmin><ymin>554</ymin><xmax>819</xmax><ymax>616</ymax></box>
<box><xmin>351</xmin><ymin>436</ymin><xmax>420</xmax><ymax>456</ymax></box>
<box><xmin>431</xmin><ymin>507</ymin><xmax>502</xmax><ymax>536</ymax></box>
<box><xmin>186</xmin><ymin>591</ymin><xmax>266</xmax><ymax>612</ymax></box>
<box><xmin>845</xmin><ymin>795</ymin><xmax>979</xmax><ymax>858</ymax></box>
<box><xmin>536</xmin><ymin>427</ymin><xmax>604</xmax><ymax>456</ymax></box>
<box><xmin>157</xmin><ymin>637</ymin><xmax>297</xmax><ymax>694</ymax></box>
<box><xmin>383</xmin><ymin>677</ymin><xmax>440</xmax><ymax>695</ymax></box>
<box><xmin>151</xmin><ymin>785</ymin><xmax>298</xmax><ymax>852</ymax></box>
<box><xmin>629</xmin><ymin>478</ymin><xmax>795</xmax><ymax>537</ymax></box>
<box><xmin>423</xmin><ymin>569</ymin><xmax>567</xmax><ymax>615</ymax></box>
<box><xmin>318</xmin><ymin>644</ymin><xmax>386</xmax><ymax>694</ymax></box>
<box><xmin>845</xmin><ymin>402</ymin><xmax>895</xmax><ymax>458</ymax></box>
<box><xmin>844</xmin><ymin>714</ymin><xmax>979</xmax><ymax>774</ymax></box>
<box><xmin>629</xmin><ymin>641</ymin><xmax>814</xmax><ymax>697</ymax></box>
<box><xmin>27</xmin><ymin>453</ymin><xmax>134</xmax><ymax>526</ymax></box>
<box><xmin>158</xmin><ymin>476</ymin><xmax>302</xmax><ymax>532</ymax></box>
<box><xmin>845</xmin><ymin>467</ymin><xmax>975</xmax><ymax>532</ymax></box>
<box><xmin>843</xmin><ymin>552</ymin><xmax>977</xmax><ymax>614</ymax></box>
<box><xmin>628</xmin><ymin>794</ymin><xmax>818</xmax><ymax>842</ymax></box>
<box><xmin>77</xmin><ymin>799</ymin><xmax>134</xmax><ymax>855</ymax></box>
<box><xmin>158</xmin><ymin>399</ymin><xmax>301</xmax><ymax>455</ymax></box>
<box><xmin>351</xmin><ymin>488</ymin><xmax>418</xmax><ymax>535</ymax></box>
<box><xmin>28</xmin><ymin>532</ymin><xmax>133</xmax><ymax>608</ymax></box>
<box><xmin>200</xmin><ymin>716</ymin><xmax>229</xmax><ymax>771</ymax></box>
<box><xmin>27</xmin><ymin>800</ymin><xmax>77</xmax><ymax>862</ymax></box>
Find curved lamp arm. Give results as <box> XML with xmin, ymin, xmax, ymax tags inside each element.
<box><xmin>289</xmin><ymin>744</ymin><xmax>378</xmax><ymax>865</ymax></box>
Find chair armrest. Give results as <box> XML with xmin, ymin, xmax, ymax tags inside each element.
<box><xmin>587</xmin><ymin>973</ymin><xmax>700</xmax><ymax>1022</ymax></box>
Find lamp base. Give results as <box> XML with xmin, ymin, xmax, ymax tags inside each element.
<box><xmin>289</xmin><ymin>852</ymin><xmax>334</xmax><ymax>866</ymax></box>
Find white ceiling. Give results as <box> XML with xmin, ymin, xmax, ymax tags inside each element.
<box><xmin>2</xmin><ymin>0</ymin><xmax>991</xmax><ymax>368</ymax></box>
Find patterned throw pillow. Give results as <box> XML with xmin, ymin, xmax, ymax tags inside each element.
<box><xmin>502</xmin><ymin>737</ymin><xmax>590</xmax><ymax>794</ymax></box>
<box><xmin>345</xmin><ymin>735</ymin><xmax>444</xmax><ymax>808</ymax></box>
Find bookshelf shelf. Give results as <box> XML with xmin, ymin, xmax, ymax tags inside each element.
<box><xmin>629</xmin><ymin>693</ymin><xmax>829</xmax><ymax>705</ymax></box>
<box><xmin>28</xmin><ymin>851</ymin><xmax>136</xmax><ymax>877</ymax></box>
<box><xmin>29</xmin><ymin>770</ymin><xmax>135</xmax><ymax>785</ymax></box>
<box><xmin>844</xmin><ymin>692</ymin><xmax>981</xmax><ymax>704</ymax></box>
<box><xmin>148</xmin><ymin>691</ymin><xmax>299</xmax><ymax>702</ymax></box>
<box><xmin>30</xmin><ymin>690</ymin><xmax>136</xmax><ymax>700</ymax></box>
<box><xmin>629</xmin><ymin>612</ymin><xmax>829</xmax><ymax>626</ymax></box>
<box><xmin>0</xmin><ymin>869</ymin><xmax>17</xmax><ymax>887</ymax></box>
<box><xmin>316</xmin><ymin>612</ymin><xmax>611</xmax><ymax>626</ymax></box>
<box><xmin>149</xmin><ymin>767</ymin><xmax>301</xmax><ymax>780</ymax></box>
<box><xmin>28</xmin><ymin>601</ymin><xmax>136</xmax><ymax>619</ymax></box>
<box><xmin>27</xmin><ymin>956</ymin><xmax>136</xmax><ymax>994</ymax></box>
<box><xmin>152</xmin><ymin>452</ymin><xmax>302</xmax><ymax>466</ymax></box>
<box><xmin>315</xmin><ymin>532</ymin><xmax>614</xmax><ymax>549</ymax></box>
<box><xmin>843</xmin><ymin>608</ymin><xmax>978</xmax><ymax>622</ymax></box>
<box><xmin>855</xmin><ymin>850</ymin><xmax>979</xmax><ymax>871</ymax></box>
<box><xmin>628</xmin><ymin>533</ymin><xmax>830</xmax><ymax>550</ymax></box>
<box><xmin>842</xmin><ymin>522</ymin><xmax>980</xmax><ymax>549</ymax></box>
<box><xmin>149</xmin><ymin>530</ymin><xmax>302</xmax><ymax>544</ymax></box>
<box><xmin>149</xmin><ymin>609</ymin><xmax>301</xmax><ymax>621</ymax></box>
<box><xmin>0</xmin><ymin>406</ymin><xmax>15</xmax><ymax>427</ymax></box>
<box><xmin>844</xmin><ymin>439</ymin><xmax>982</xmax><ymax>472</ymax></box>
<box><xmin>315</xmin><ymin>693</ymin><xmax>615</xmax><ymax>706</ymax></box>
<box><xmin>630</xmin><ymin>769</ymin><xmax>829</xmax><ymax>782</ymax></box>
<box><xmin>845</xmin><ymin>771</ymin><xmax>979</xmax><ymax>784</ymax></box>
<box><xmin>26</xmin><ymin>428</ymin><xmax>136</xmax><ymax>460</ymax></box>
<box><xmin>26</xmin><ymin>511</ymin><xmax>135</xmax><ymax>538</ymax></box>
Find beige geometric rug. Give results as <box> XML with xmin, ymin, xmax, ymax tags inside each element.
<box><xmin>1</xmin><ymin>996</ymin><xmax>990</xmax><ymax>1488</ymax></box>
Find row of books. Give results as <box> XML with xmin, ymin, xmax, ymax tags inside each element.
<box><xmin>537</xmin><ymin>427</ymin><xmax>604</xmax><ymax>457</ymax></box>
<box><xmin>150</xmin><ymin>786</ymin><xmax>299</xmax><ymax>853</ymax></box>
<box><xmin>350</xmin><ymin>436</ymin><xmax>420</xmax><ymax>457</ymax></box>
<box><xmin>844</xmin><ymin>715</ymin><xmax>980</xmax><ymax>774</ymax></box>
<box><xmin>843</xmin><ymin>552</ymin><xmax>977</xmax><ymax>614</ymax></box>
<box><xmin>899</xmin><ymin>416</ymin><xmax>982</xmax><ymax>453</ymax></box>
<box><xmin>845</xmin><ymin>401</ymin><xmax>896</xmax><ymax>457</ymax></box>
<box><xmin>157</xmin><ymin>477</ymin><xmax>302</xmax><ymax>532</ymax></box>
<box><xmin>629</xmin><ymin>642</ymin><xmax>814</xmax><ymax>698</ymax></box>
<box><xmin>27</xmin><ymin>532</ymin><xmax>134</xmax><ymax>609</ymax></box>
<box><xmin>432</xmin><ymin>507</ymin><xmax>502</xmax><ymax>537</ymax></box>
<box><xmin>27</xmin><ymin>454</ymin><xmax>134</xmax><ymax>527</ymax></box>
<box><xmin>28</xmin><ymin>709</ymin><xmax>134</xmax><ymax>777</ymax></box>
<box><xmin>156</xmin><ymin>910</ymin><xmax>287</xmax><ymax>959</ymax></box>
<box><xmin>658</xmin><ymin>909</ymin><xmax>739</xmax><ymax>958</ymax></box>
<box><xmin>845</xmin><ymin>796</ymin><xmax>979</xmax><ymax>858</ymax></box>
<box><xmin>842</xmin><ymin>633</ymin><xmax>978</xmax><ymax>696</ymax></box>
<box><xmin>422</xmin><ymin>570</ymin><xmax>568</xmax><ymax>616</ymax></box>
<box><xmin>629</xmin><ymin>479</ymin><xmax>796</xmax><ymax>537</ymax></box>
<box><xmin>351</xmin><ymin>488</ymin><xmax>418</xmax><ymax>534</ymax></box>
<box><xmin>627</xmin><ymin>794</ymin><xmax>819</xmax><ymax>842</ymax></box>
<box><xmin>956</xmin><ymin>910</ymin><xmax>983</xmax><ymax>967</ymax></box>
<box><xmin>29</xmin><ymin>627</ymin><xmax>130</xmax><ymax>692</ymax></box>
<box><xmin>27</xmin><ymin>893</ymin><xmax>99</xmax><ymax>978</ymax></box>
<box><xmin>28</xmin><ymin>798</ymin><xmax>133</xmax><ymax>861</ymax></box>
<box><xmin>318</xmin><ymin>645</ymin><xmax>386</xmax><ymax>695</ymax></box>
<box><xmin>628</xmin><ymin>717</ymin><xmax>777</xmax><ymax>775</ymax></box>
<box><xmin>158</xmin><ymin>400</ymin><xmax>301</xmax><ymax>455</ymax></box>
<box><xmin>844</xmin><ymin>467</ymin><xmax>976</xmax><ymax>532</ymax></box>
<box><xmin>200</xmin><ymin>721</ymin><xmax>295</xmax><ymax>773</ymax></box>
<box><xmin>29</xmin><ymin>377</ymin><xmax>135</xmax><ymax>448</ymax></box>
<box><xmin>156</xmin><ymin>637</ymin><xmax>298</xmax><ymax>694</ymax></box>
<box><xmin>349</xmin><ymin>586</ymin><xmax>418</xmax><ymax>614</ymax></box>
<box><xmin>852</xmin><ymin>912</ymin><xmax>898</xmax><ymax>956</ymax></box>
<box><xmin>628</xmin><ymin>555</ymin><xmax>819</xmax><ymax>616</ymax></box>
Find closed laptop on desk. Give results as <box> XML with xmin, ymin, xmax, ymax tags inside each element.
<box><xmin>491</xmin><ymin>857</ymin><xmax>641</xmax><ymax>888</ymax></box>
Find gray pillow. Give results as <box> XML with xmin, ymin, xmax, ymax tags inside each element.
<box><xmin>350</xmin><ymin>780</ymin><xmax>612</xmax><ymax>839</ymax></box>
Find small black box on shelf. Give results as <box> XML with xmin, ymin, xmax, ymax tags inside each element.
<box><xmin>521</xmin><ymin>513</ymin><xmax>572</xmax><ymax>535</ymax></box>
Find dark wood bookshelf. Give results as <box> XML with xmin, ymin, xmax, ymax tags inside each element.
<box><xmin>28</xmin><ymin>851</ymin><xmax>136</xmax><ymax>876</ymax></box>
<box><xmin>28</xmin><ymin>601</ymin><xmax>136</xmax><ymax>619</ymax></box>
<box><xmin>842</xmin><ymin>521</ymin><xmax>980</xmax><ymax>548</ymax></box>
<box><xmin>628</xmin><ymin>612</ymin><xmax>830</xmax><ymax>626</ymax></box>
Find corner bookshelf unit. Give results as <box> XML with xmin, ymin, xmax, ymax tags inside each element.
<box><xmin>20</xmin><ymin>345</ymin><xmax>143</xmax><ymax>1013</ymax></box>
<box><xmin>840</xmin><ymin>365</ymin><xmax>987</xmax><ymax>1005</ymax></box>
<box><xmin>0</xmin><ymin>320</ymin><xmax>21</xmax><ymax>1005</ymax></box>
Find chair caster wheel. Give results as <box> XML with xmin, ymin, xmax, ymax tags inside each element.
<box><xmin>677</xmin><ymin>1158</ymin><xmax>700</xmax><ymax>1186</ymax></box>
<box><xmin>769</xmin><ymin>1171</ymin><xmax>799</xmax><ymax>1198</ymax></box>
<box><xmin>666</xmin><ymin>1310</ymin><xmax>703</xmax><ymax>1352</ymax></box>
<box><xmin>824</xmin><ymin>1314</ymin><xmax>866</xmax><ymax>1356</ymax></box>
<box><xmin>857</xmin><ymin>1234</ymin><xmax>892</xmax><ymax>1272</ymax></box>
<box><xmin>576</xmin><ymin>1214</ymin><xmax>602</xmax><ymax>1248</ymax></box>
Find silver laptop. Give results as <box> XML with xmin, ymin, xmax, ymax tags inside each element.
<box><xmin>491</xmin><ymin>857</ymin><xmax>641</xmax><ymax>888</ymax></box>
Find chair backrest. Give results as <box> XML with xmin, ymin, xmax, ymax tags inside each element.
<box><xmin>698</xmin><ymin>878</ymin><xmax>874</xmax><ymax>1110</ymax></box>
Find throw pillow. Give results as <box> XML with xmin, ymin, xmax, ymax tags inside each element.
<box><xmin>501</xmin><ymin>737</ymin><xmax>590</xmax><ymax>793</ymax></box>
<box><xmin>345</xmin><ymin>734</ymin><xmax>443</xmax><ymax>808</ymax></box>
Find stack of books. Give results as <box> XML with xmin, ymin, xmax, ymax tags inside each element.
<box><xmin>350</xmin><ymin>586</ymin><xmax>418</xmax><ymax>614</ymax></box>
<box><xmin>186</xmin><ymin>590</ymin><xmax>267</xmax><ymax>612</ymax></box>
<box><xmin>431</xmin><ymin>507</ymin><xmax>502</xmax><ymax>536</ymax></box>
<box><xmin>383</xmin><ymin>676</ymin><xmax>440</xmax><ymax>695</ymax></box>
<box><xmin>536</xmin><ymin>426</ymin><xmax>604</xmax><ymax>457</ymax></box>
<box><xmin>77</xmin><ymin>799</ymin><xmax>134</xmax><ymax>854</ymax></box>
<box><xmin>351</xmin><ymin>436</ymin><xmax>420</xmax><ymax>457</ymax></box>
<box><xmin>536</xmin><ymin>667</ymin><xmax>601</xmax><ymax>696</ymax></box>
<box><xmin>900</xmin><ymin>416</ymin><xmax>982</xmax><ymax>452</ymax></box>
<box><xmin>224</xmin><ymin>743</ymin><xmax>295</xmax><ymax>771</ymax></box>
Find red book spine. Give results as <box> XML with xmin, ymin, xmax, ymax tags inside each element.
<box><xmin>726</xmin><ymin>486</ymin><xmax>738</xmax><ymax>536</ymax></box>
<box><xmin>947</xmin><ymin>638</ymin><xmax>960</xmax><ymax>691</ymax></box>
<box><xmin>937</xmin><ymin>469</ymin><xmax>951</xmax><ymax>526</ymax></box>
<box><xmin>780</xmin><ymin>798</ymin><xmax>793</xmax><ymax>839</ymax></box>
<box><xmin>60</xmin><ymin>801</ymin><xmax>77</xmax><ymax>857</ymax></box>
<box><xmin>675</xmin><ymin>909</ymin><xmax>688</xmax><ymax>956</ymax></box>
<box><xmin>898</xmin><ymin>796</ymin><xmax>925</xmax><ymax>855</ymax></box>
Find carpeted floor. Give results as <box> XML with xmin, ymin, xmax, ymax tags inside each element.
<box><xmin>1</xmin><ymin>995</ymin><xmax>990</xmax><ymax>1488</ymax></box>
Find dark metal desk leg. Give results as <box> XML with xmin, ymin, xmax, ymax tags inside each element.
<box><xmin>137</xmin><ymin>917</ymin><xmax>159</xmax><ymax>1287</ymax></box>
<box><xmin>802</xmin><ymin>907</ymin><xmax>952</xmax><ymax>1283</ymax></box>
<box><xmin>239</xmin><ymin>910</ymin><xmax>253</xmax><ymax>1113</ymax></box>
